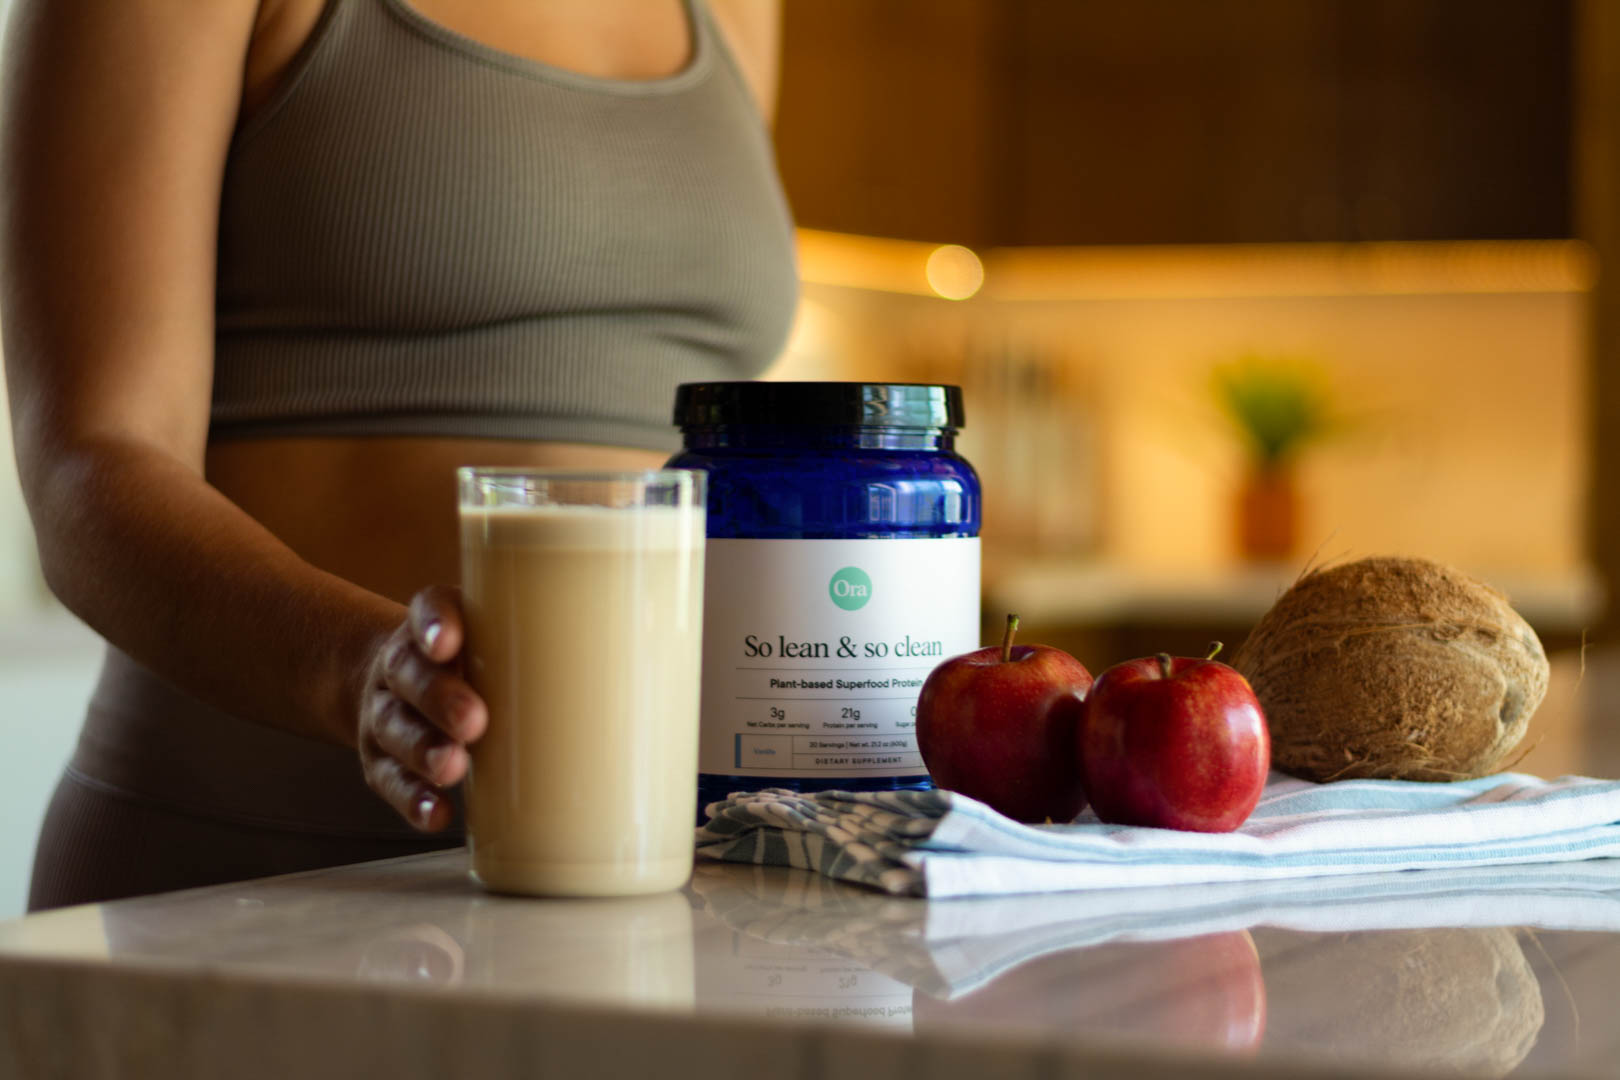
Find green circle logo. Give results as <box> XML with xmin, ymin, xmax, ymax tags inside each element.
<box><xmin>829</xmin><ymin>567</ymin><xmax>872</xmax><ymax>611</ymax></box>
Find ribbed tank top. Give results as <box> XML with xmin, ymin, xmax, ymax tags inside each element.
<box><xmin>211</xmin><ymin>0</ymin><xmax>798</xmax><ymax>450</ymax></box>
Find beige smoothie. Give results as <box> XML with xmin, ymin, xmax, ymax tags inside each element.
<box><xmin>459</xmin><ymin>502</ymin><xmax>705</xmax><ymax>896</ymax></box>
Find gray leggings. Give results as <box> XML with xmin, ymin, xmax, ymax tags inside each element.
<box><xmin>28</xmin><ymin>769</ymin><xmax>460</xmax><ymax>912</ymax></box>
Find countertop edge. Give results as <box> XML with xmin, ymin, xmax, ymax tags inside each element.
<box><xmin>0</xmin><ymin>949</ymin><xmax>1463</xmax><ymax>1080</ymax></box>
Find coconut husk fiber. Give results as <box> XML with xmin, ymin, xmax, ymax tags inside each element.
<box><xmin>1231</xmin><ymin>556</ymin><xmax>1549</xmax><ymax>782</ymax></box>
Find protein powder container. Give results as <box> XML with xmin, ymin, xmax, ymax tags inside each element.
<box><xmin>668</xmin><ymin>382</ymin><xmax>981</xmax><ymax>819</ymax></box>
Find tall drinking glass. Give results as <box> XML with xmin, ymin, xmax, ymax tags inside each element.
<box><xmin>457</xmin><ymin>469</ymin><xmax>706</xmax><ymax>896</ymax></box>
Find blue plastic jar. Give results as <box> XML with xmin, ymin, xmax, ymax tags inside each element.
<box><xmin>668</xmin><ymin>382</ymin><xmax>981</xmax><ymax>818</ymax></box>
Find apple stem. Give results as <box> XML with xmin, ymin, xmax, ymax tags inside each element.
<box><xmin>1001</xmin><ymin>614</ymin><xmax>1020</xmax><ymax>663</ymax></box>
<box><xmin>1206</xmin><ymin>641</ymin><xmax>1224</xmax><ymax>661</ymax></box>
<box><xmin>1156</xmin><ymin>652</ymin><xmax>1173</xmax><ymax>679</ymax></box>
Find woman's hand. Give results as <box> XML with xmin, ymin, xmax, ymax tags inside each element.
<box><xmin>359</xmin><ymin>585</ymin><xmax>488</xmax><ymax>831</ymax></box>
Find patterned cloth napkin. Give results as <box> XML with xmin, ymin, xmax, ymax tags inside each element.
<box><xmin>694</xmin><ymin>772</ymin><xmax>1620</xmax><ymax>898</ymax></box>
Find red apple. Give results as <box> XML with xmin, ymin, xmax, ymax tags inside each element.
<box><xmin>1078</xmin><ymin>644</ymin><xmax>1269</xmax><ymax>832</ymax></box>
<box><xmin>915</xmin><ymin>614</ymin><xmax>1093</xmax><ymax>823</ymax></box>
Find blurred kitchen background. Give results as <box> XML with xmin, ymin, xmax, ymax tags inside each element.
<box><xmin>0</xmin><ymin>0</ymin><xmax>1617</xmax><ymax>914</ymax></box>
<box><xmin>764</xmin><ymin>0</ymin><xmax>1616</xmax><ymax>660</ymax></box>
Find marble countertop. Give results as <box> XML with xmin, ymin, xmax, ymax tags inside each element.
<box><xmin>5</xmin><ymin>650</ymin><xmax>1620</xmax><ymax>1079</ymax></box>
<box><xmin>6</xmin><ymin>847</ymin><xmax>1620</xmax><ymax>1078</ymax></box>
<box><xmin>9</xmin><ymin>848</ymin><xmax>1620</xmax><ymax>1080</ymax></box>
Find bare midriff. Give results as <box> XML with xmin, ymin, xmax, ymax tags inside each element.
<box><xmin>205</xmin><ymin>437</ymin><xmax>668</xmax><ymax>606</ymax></box>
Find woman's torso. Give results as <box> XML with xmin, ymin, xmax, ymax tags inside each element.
<box><xmin>72</xmin><ymin>0</ymin><xmax>794</xmax><ymax>839</ymax></box>
<box><xmin>209</xmin><ymin>0</ymin><xmax>789</xmax><ymax>603</ymax></box>
<box><xmin>206</xmin><ymin>438</ymin><xmax>663</xmax><ymax>603</ymax></box>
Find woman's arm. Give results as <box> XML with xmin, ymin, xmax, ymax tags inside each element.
<box><xmin>0</xmin><ymin>0</ymin><xmax>478</xmax><ymax>830</ymax></box>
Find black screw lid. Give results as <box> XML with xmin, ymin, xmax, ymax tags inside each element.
<box><xmin>674</xmin><ymin>382</ymin><xmax>965</xmax><ymax>430</ymax></box>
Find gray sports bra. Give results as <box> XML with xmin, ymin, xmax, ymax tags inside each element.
<box><xmin>210</xmin><ymin>0</ymin><xmax>798</xmax><ymax>450</ymax></box>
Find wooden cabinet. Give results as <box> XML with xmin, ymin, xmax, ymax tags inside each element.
<box><xmin>774</xmin><ymin>0</ymin><xmax>1573</xmax><ymax>246</ymax></box>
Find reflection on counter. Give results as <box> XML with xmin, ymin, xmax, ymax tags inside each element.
<box><xmin>349</xmin><ymin>922</ymin><xmax>463</xmax><ymax>984</ymax></box>
<box><xmin>458</xmin><ymin>892</ymin><xmax>694</xmax><ymax>1008</ymax></box>
<box><xmin>690</xmin><ymin>864</ymin><xmax>916</xmax><ymax>1030</ymax></box>
<box><xmin>685</xmin><ymin>857</ymin><xmax>1620</xmax><ymax>1070</ymax></box>
<box><xmin>10</xmin><ymin>851</ymin><xmax>1620</xmax><ymax>1074</ymax></box>
<box><xmin>2</xmin><ymin>856</ymin><xmax>698</xmax><ymax>1011</ymax></box>
<box><xmin>1256</xmin><ymin>927</ymin><xmax>1541</xmax><ymax>1078</ymax></box>
<box><xmin>911</xmin><ymin>932</ymin><xmax>1266</xmax><ymax>1056</ymax></box>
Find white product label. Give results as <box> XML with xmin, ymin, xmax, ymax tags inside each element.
<box><xmin>698</xmin><ymin>537</ymin><xmax>980</xmax><ymax>778</ymax></box>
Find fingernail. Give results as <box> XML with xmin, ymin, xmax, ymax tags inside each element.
<box><xmin>425</xmin><ymin>744</ymin><xmax>451</xmax><ymax>779</ymax></box>
<box><xmin>422</xmin><ymin>621</ymin><xmax>442</xmax><ymax>651</ymax></box>
<box><xmin>416</xmin><ymin>793</ymin><xmax>437</xmax><ymax>826</ymax></box>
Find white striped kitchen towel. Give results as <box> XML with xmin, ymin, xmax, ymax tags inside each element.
<box><xmin>693</xmin><ymin>772</ymin><xmax>1620</xmax><ymax>898</ymax></box>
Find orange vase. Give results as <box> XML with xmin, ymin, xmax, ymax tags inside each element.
<box><xmin>1237</xmin><ymin>465</ymin><xmax>1298</xmax><ymax>562</ymax></box>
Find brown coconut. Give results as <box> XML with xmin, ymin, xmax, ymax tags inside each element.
<box><xmin>1231</xmin><ymin>556</ymin><xmax>1549</xmax><ymax>782</ymax></box>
